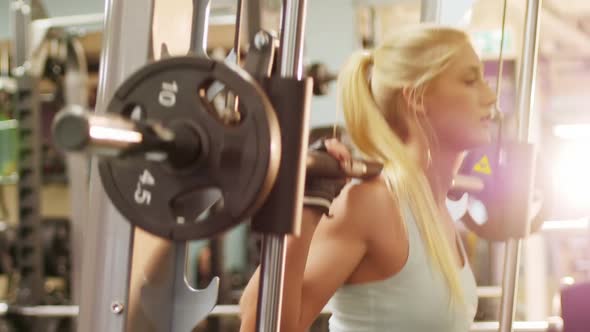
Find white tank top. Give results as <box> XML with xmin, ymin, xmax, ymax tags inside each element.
<box><xmin>327</xmin><ymin>204</ymin><xmax>478</xmax><ymax>332</ymax></box>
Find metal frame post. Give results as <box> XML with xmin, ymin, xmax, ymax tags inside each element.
<box><xmin>63</xmin><ymin>36</ymin><xmax>91</xmax><ymax>329</ymax></box>
<box><xmin>420</xmin><ymin>0</ymin><xmax>475</xmax><ymax>26</ymax></box>
<box><xmin>77</xmin><ymin>0</ymin><xmax>153</xmax><ymax>331</ymax></box>
<box><xmin>420</xmin><ymin>0</ymin><xmax>442</xmax><ymax>22</ymax></box>
<box><xmin>255</xmin><ymin>1</ymin><xmax>308</xmax><ymax>331</ymax></box>
<box><xmin>498</xmin><ymin>0</ymin><xmax>542</xmax><ymax>331</ymax></box>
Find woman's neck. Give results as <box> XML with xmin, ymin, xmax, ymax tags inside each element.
<box><xmin>425</xmin><ymin>146</ymin><xmax>464</xmax><ymax>208</ymax></box>
<box><xmin>405</xmin><ymin>135</ymin><xmax>464</xmax><ymax>208</ymax></box>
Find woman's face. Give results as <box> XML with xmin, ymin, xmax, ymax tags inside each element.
<box><xmin>423</xmin><ymin>43</ymin><xmax>496</xmax><ymax>151</ymax></box>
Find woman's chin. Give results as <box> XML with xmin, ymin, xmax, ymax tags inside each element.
<box><xmin>469</xmin><ymin>131</ymin><xmax>494</xmax><ymax>148</ymax></box>
<box><xmin>443</xmin><ymin>131</ymin><xmax>494</xmax><ymax>151</ymax></box>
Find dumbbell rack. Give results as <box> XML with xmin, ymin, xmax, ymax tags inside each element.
<box><xmin>4</xmin><ymin>3</ymin><xmax>104</xmax><ymax>331</ymax></box>
<box><xmin>10</xmin><ymin>0</ymin><xmax>46</xmax><ymax>312</ymax></box>
<box><xmin>7</xmin><ymin>1</ymin><xmax>50</xmax><ymax>331</ymax></box>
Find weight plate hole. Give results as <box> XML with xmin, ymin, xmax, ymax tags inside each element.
<box><xmin>123</xmin><ymin>104</ymin><xmax>146</xmax><ymax>121</ymax></box>
<box><xmin>171</xmin><ymin>187</ymin><xmax>224</xmax><ymax>224</ymax></box>
<box><xmin>196</xmin><ymin>197</ymin><xmax>225</xmax><ymax>223</ymax></box>
<box><xmin>198</xmin><ymin>80</ymin><xmax>244</xmax><ymax>127</ymax></box>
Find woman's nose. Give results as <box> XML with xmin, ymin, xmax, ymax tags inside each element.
<box><xmin>483</xmin><ymin>82</ymin><xmax>497</xmax><ymax>107</ymax></box>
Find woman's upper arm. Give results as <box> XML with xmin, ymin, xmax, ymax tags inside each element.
<box><xmin>296</xmin><ymin>184</ymin><xmax>377</xmax><ymax>328</ymax></box>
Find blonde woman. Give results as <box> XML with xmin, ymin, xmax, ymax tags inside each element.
<box><xmin>239</xmin><ymin>25</ymin><xmax>496</xmax><ymax>332</ymax></box>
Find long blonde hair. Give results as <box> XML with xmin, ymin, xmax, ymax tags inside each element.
<box><xmin>337</xmin><ymin>25</ymin><xmax>470</xmax><ymax>305</ymax></box>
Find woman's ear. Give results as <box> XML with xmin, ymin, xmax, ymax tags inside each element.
<box><xmin>402</xmin><ymin>87</ymin><xmax>426</xmax><ymax>115</ymax></box>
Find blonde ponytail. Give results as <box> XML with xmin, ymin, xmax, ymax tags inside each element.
<box><xmin>337</xmin><ymin>26</ymin><xmax>470</xmax><ymax>307</ymax></box>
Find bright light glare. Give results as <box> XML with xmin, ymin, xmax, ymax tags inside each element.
<box><xmin>89</xmin><ymin>126</ymin><xmax>142</xmax><ymax>143</ymax></box>
<box><xmin>542</xmin><ymin>218</ymin><xmax>589</xmax><ymax>231</ymax></box>
<box><xmin>561</xmin><ymin>276</ymin><xmax>575</xmax><ymax>286</ymax></box>
<box><xmin>552</xmin><ymin>142</ymin><xmax>590</xmax><ymax>208</ymax></box>
<box><xmin>553</xmin><ymin>124</ymin><xmax>590</xmax><ymax>139</ymax></box>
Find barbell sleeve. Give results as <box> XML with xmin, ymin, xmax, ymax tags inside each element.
<box><xmin>52</xmin><ymin>106</ymin><xmax>202</xmax><ymax>168</ymax></box>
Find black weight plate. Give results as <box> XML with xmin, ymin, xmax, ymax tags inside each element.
<box><xmin>99</xmin><ymin>57</ymin><xmax>281</xmax><ymax>241</ymax></box>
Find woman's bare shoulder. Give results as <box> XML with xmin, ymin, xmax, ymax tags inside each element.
<box><xmin>329</xmin><ymin>176</ymin><xmax>403</xmax><ymax>236</ymax></box>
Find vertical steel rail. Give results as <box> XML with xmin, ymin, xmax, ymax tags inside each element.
<box><xmin>77</xmin><ymin>0</ymin><xmax>153</xmax><ymax>331</ymax></box>
<box><xmin>255</xmin><ymin>0</ymin><xmax>308</xmax><ymax>331</ymax></box>
<box><xmin>498</xmin><ymin>0</ymin><xmax>542</xmax><ymax>331</ymax></box>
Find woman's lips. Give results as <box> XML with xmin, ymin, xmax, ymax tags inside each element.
<box><xmin>481</xmin><ymin>114</ymin><xmax>493</xmax><ymax>127</ymax></box>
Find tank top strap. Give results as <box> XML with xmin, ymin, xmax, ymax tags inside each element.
<box><xmin>400</xmin><ymin>200</ymin><xmax>421</xmax><ymax>236</ymax></box>
<box><xmin>455</xmin><ymin>228</ymin><xmax>470</xmax><ymax>268</ymax></box>
<box><xmin>399</xmin><ymin>200</ymin><xmax>429</xmax><ymax>265</ymax></box>
<box><xmin>400</xmin><ymin>201</ymin><xmax>469</xmax><ymax>270</ymax></box>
